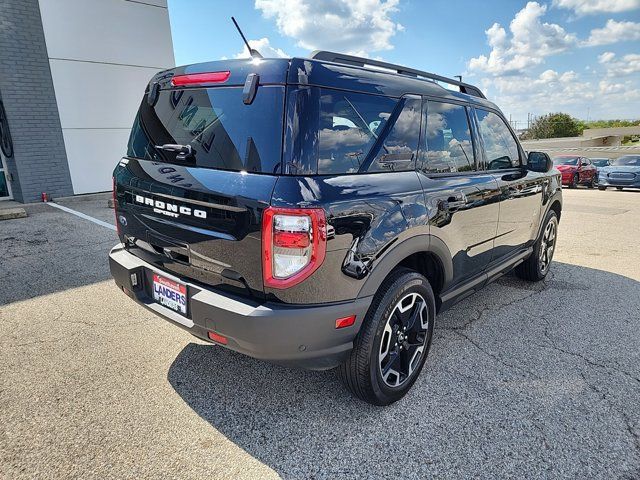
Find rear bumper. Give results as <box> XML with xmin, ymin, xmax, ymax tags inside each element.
<box><xmin>109</xmin><ymin>244</ymin><xmax>371</xmax><ymax>370</ymax></box>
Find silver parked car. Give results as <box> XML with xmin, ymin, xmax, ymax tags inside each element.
<box><xmin>590</xmin><ymin>158</ymin><xmax>610</xmax><ymax>186</ymax></box>
<box><xmin>597</xmin><ymin>155</ymin><xmax>640</xmax><ymax>191</ymax></box>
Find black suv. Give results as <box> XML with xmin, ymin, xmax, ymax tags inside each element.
<box><xmin>110</xmin><ymin>52</ymin><xmax>562</xmax><ymax>405</ymax></box>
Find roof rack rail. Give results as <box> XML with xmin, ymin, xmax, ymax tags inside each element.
<box><xmin>309</xmin><ymin>50</ymin><xmax>486</xmax><ymax>99</ymax></box>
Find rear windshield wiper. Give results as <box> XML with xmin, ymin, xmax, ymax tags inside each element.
<box><xmin>155</xmin><ymin>144</ymin><xmax>196</xmax><ymax>162</ymax></box>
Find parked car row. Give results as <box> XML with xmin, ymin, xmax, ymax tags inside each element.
<box><xmin>552</xmin><ymin>155</ymin><xmax>640</xmax><ymax>191</ymax></box>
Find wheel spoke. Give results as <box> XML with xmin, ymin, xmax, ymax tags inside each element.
<box><xmin>408</xmin><ymin>346</ymin><xmax>424</xmax><ymax>375</ymax></box>
<box><xmin>405</xmin><ymin>300</ymin><xmax>423</xmax><ymax>331</ymax></box>
<box><xmin>381</xmin><ymin>351</ymin><xmax>402</xmax><ymax>386</ymax></box>
<box><xmin>378</xmin><ymin>322</ymin><xmax>393</xmax><ymax>363</ymax></box>
<box><xmin>382</xmin><ymin>351</ymin><xmax>400</xmax><ymax>375</ymax></box>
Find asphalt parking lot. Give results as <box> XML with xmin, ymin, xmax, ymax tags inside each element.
<box><xmin>1</xmin><ymin>189</ymin><xmax>639</xmax><ymax>479</ymax></box>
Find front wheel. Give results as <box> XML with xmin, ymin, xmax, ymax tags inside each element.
<box><xmin>598</xmin><ymin>186</ymin><xmax>607</xmax><ymax>191</ymax></box>
<box><xmin>515</xmin><ymin>210</ymin><xmax>558</xmax><ymax>282</ymax></box>
<box><xmin>339</xmin><ymin>269</ymin><xmax>435</xmax><ymax>406</ymax></box>
<box><xmin>588</xmin><ymin>177</ymin><xmax>594</xmax><ymax>188</ymax></box>
<box><xmin>616</xmin><ymin>187</ymin><xmax>624</xmax><ymax>191</ymax></box>
<box><xmin>569</xmin><ymin>173</ymin><xmax>578</xmax><ymax>189</ymax></box>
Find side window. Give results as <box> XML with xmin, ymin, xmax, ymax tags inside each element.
<box><xmin>366</xmin><ymin>97</ymin><xmax>421</xmax><ymax>173</ymax></box>
<box><xmin>475</xmin><ymin>109</ymin><xmax>520</xmax><ymax>170</ymax></box>
<box><xmin>317</xmin><ymin>90</ymin><xmax>397</xmax><ymax>174</ymax></box>
<box><xmin>419</xmin><ymin>101</ymin><xmax>475</xmax><ymax>173</ymax></box>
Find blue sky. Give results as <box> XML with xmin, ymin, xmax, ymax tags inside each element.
<box><xmin>167</xmin><ymin>0</ymin><xmax>640</xmax><ymax>126</ymax></box>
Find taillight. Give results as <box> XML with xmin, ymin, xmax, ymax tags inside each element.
<box><xmin>112</xmin><ymin>176</ymin><xmax>120</xmax><ymax>236</ymax></box>
<box><xmin>262</xmin><ymin>207</ymin><xmax>327</xmax><ymax>289</ymax></box>
<box><xmin>171</xmin><ymin>71</ymin><xmax>230</xmax><ymax>87</ymax></box>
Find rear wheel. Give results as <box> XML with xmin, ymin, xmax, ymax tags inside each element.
<box><xmin>598</xmin><ymin>186</ymin><xmax>607</xmax><ymax>191</ymax></box>
<box><xmin>588</xmin><ymin>176</ymin><xmax>594</xmax><ymax>188</ymax></box>
<box><xmin>515</xmin><ymin>210</ymin><xmax>558</xmax><ymax>282</ymax></box>
<box><xmin>339</xmin><ymin>269</ymin><xmax>435</xmax><ymax>406</ymax></box>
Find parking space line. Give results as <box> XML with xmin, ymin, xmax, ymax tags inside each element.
<box><xmin>47</xmin><ymin>202</ymin><xmax>117</xmax><ymax>231</ymax></box>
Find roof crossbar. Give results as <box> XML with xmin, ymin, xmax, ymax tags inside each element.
<box><xmin>310</xmin><ymin>50</ymin><xmax>486</xmax><ymax>99</ymax></box>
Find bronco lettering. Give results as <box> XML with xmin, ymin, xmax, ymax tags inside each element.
<box><xmin>134</xmin><ymin>194</ymin><xmax>207</xmax><ymax>219</ymax></box>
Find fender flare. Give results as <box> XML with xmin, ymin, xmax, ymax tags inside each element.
<box><xmin>536</xmin><ymin>190</ymin><xmax>563</xmax><ymax>240</ymax></box>
<box><xmin>356</xmin><ymin>234</ymin><xmax>454</xmax><ymax>299</ymax></box>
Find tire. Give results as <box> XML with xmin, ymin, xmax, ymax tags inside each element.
<box><xmin>569</xmin><ymin>173</ymin><xmax>578</xmax><ymax>188</ymax></box>
<box><xmin>588</xmin><ymin>177</ymin><xmax>594</xmax><ymax>188</ymax></box>
<box><xmin>515</xmin><ymin>210</ymin><xmax>558</xmax><ymax>282</ymax></box>
<box><xmin>338</xmin><ymin>268</ymin><xmax>436</xmax><ymax>406</ymax></box>
<box><xmin>598</xmin><ymin>186</ymin><xmax>606</xmax><ymax>191</ymax></box>
<box><xmin>616</xmin><ymin>187</ymin><xmax>624</xmax><ymax>191</ymax></box>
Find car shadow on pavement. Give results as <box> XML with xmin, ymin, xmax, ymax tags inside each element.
<box><xmin>167</xmin><ymin>262</ymin><xmax>640</xmax><ymax>479</ymax></box>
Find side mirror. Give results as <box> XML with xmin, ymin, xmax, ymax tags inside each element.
<box><xmin>527</xmin><ymin>151</ymin><xmax>553</xmax><ymax>173</ymax></box>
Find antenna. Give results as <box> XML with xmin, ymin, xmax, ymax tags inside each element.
<box><xmin>231</xmin><ymin>16</ymin><xmax>263</xmax><ymax>59</ymax></box>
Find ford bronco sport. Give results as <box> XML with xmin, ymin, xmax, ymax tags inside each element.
<box><xmin>110</xmin><ymin>51</ymin><xmax>562</xmax><ymax>405</ymax></box>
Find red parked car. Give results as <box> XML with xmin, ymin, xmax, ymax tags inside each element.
<box><xmin>552</xmin><ymin>155</ymin><xmax>597</xmax><ymax>188</ymax></box>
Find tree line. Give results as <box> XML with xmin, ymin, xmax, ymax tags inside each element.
<box><xmin>520</xmin><ymin>113</ymin><xmax>640</xmax><ymax>140</ymax></box>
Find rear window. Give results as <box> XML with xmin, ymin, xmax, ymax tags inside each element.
<box><xmin>127</xmin><ymin>86</ymin><xmax>284</xmax><ymax>173</ymax></box>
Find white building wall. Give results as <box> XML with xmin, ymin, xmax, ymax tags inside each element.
<box><xmin>38</xmin><ymin>0</ymin><xmax>175</xmax><ymax>194</ymax></box>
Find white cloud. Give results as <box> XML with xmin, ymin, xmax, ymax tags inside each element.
<box><xmin>598</xmin><ymin>51</ymin><xmax>640</xmax><ymax>76</ymax></box>
<box><xmin>598</xmin><ymin>79</ymin><xmax>626</xmax><ymax>94</ymax></box>
<box><xmin>468</xmin><ymin>2</ymin><xmax>576</xmax><ymax>75</ymax></box>
<box><xmin>254</xmin><ymin>0</ymin><xmax>403</xmax><ymax>56</ymax></box>
<box><xmin>478</xmin><ymin>68</ymin><xmax>640</xmax><ymax>124</ymax></box>
<box><xmin>233</xmin><ymin>37</ymin><xmax>289</xmax><ymax>59</ymax></box>
<box><xmin>598</xmin><ymin>51</ymin><xmax>616</xmax><ymax>63</ymax></box>
<box><xmin>553</xmin><ymin>0</ymin><xmax>640</xmax><ymax>15</ymax></box>
<box><xmin>584</xmin><ymin>19</ymin><xmax>640</xmax><ymax>46</ymax></box>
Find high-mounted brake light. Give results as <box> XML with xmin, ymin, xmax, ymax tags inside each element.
<box><xmin>262</xmin><ymin>207</ymin><xmax>327</xmax><ymax>289</ymax></box>
<box><xmin>171</xmin><ymin>71</ymin><xmax>230</xmax><ymax>86</ymax></box>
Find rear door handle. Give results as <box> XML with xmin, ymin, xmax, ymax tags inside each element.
<box><xmin>440</xmin><ymin>192</ymin><xmax>468</xmax><ymax>211</ymax></box>
<box><xmin>447</xmin><ymin>192</ymin><xmax>468</xmax><ymax>208</ymax></box>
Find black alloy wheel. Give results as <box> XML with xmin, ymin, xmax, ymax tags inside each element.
<box><xmin>378</xmin><ymin>292</ymin><xmax>429</xmax><ymax>388</ymax></box>
<box><xmin>339</xmin><ymin>269</ymin><xmax>435</xmax><ymax>405</ymax></box>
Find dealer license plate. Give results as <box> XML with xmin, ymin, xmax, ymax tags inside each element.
<box><xmin>152</xmin><ymin>273</ymin><xmax>187</xmax><ymax>316</ymax></box>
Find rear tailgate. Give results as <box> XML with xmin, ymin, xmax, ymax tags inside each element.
<box><xmin>115</xmin><ymin>160</ymin><xmax>276</xmax><ymax>296</ymax></box>
<box><xmin>113</xmin><ymin>59</ymin><xmax>289</xmax><ymax>297</ymax></box>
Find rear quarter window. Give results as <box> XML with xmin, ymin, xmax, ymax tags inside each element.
<box><xmin>285</xmin><ymin>88</ymin><xmax>421</xmax><ymax>175</ymax></box>
<box><xmin>317</xmin><ymin>90</ymin><xmax>397</xmax><ymax>174</ymax></box>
